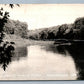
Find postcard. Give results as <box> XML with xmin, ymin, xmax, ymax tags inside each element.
<box><xmin>0</xmin><ymin>4</ymin><xmax>83</xmax><ymax>80</ymax></box>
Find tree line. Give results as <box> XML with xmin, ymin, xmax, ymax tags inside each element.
<box><xmin>28</xmin><ymin>17</ymin><xmax>84</xmax><ymax>40</ymax></box>
<box><xmin>4</xmin><ymin>19</ymin><xmax>28</xmax><ymax>38</ymax></box>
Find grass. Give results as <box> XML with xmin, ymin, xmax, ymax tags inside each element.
<box><xmin>3</xmin><ymin>34</ymin><xmax>54</xmax><ymax>47</ymax></box>
<box><xmin>4</xmin><ymin>34</ymin><xmax>82</xmax><ymax>48</ymax></box>
<box><xmin>27</xmin><ymin>39</ymin><xmax>54</xmax><ymax>46</ymax></box>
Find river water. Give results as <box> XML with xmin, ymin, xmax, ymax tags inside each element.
<box><xmin>0</xmin><ymin>43</ymin><xmax>83</xmax><ymax>80</ymax></box>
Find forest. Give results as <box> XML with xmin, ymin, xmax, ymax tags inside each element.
<box><xmin>28</xmin><ymin>17</ymin><xmax>84</xmax><ymax>41</ymax></box>
<box><xmin>4</xmin><ymin>19</ymin><xmax>28</xmax><ymax>38</ymax></box>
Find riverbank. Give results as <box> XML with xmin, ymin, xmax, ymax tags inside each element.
<box><xmin>15</xmin><ymin>39</ymin><xmax>54</xmax><ymax>47</ymax></box>
<box><xmin>4</xmin><ymin>34</ymin><xmax>84</xmax><ymax>48</ymax></box>
<box><xmin>3</xmin><ymin>34</ymin><xmax>54</xmax><ymax>47</ymax></box>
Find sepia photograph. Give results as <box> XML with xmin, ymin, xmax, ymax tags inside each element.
<box><xmin>0</xmin><ymin>4</ymin><xmax>84</xmax><ymax>80</ymax></box>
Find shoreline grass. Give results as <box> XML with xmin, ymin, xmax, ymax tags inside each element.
<box><xmin>3</xmin><ymin>34</ymin><xmax>54</xmax><ymax>47</ymax></box>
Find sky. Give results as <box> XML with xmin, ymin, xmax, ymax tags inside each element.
<box><xmin>0</xmin><ymin>4</ymin><xmax>84</xmax><ymax>30</ymax></box>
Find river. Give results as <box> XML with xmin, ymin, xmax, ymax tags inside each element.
<box><xmin>0</xmin><ymin>43</ymin><xmax>83</xmax><ymax>80</ymax></box>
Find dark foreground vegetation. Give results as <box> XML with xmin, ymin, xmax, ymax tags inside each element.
<box><xmin>0</xmin><ymin>5</ymin><xmax>20</xmax><ymax>71</ymax></box>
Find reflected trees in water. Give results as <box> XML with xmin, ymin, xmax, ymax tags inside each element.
<box><xmin>54</xmin><ymin>43</ymin><xmax>84</xmax><ymax>80</ymax></box>
<box><xmin>0</xmin><ymin>43</ymin><xmax>28</xmax><ymax>71</ymax></box>
<box><xmin>43</xmin><ymin>43</ymin><xmax>84</xmax><ymax>80</ymax></box>
<box><xmin>64</xmin><ymin>43</ymin><xmax>84</xmax><ymax>80</ymax></box>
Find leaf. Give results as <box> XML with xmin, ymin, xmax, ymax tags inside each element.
<box><xmin>9</xmin><ymin>4</ymin><xmax>14</xmax><ymax>8</ymax></box>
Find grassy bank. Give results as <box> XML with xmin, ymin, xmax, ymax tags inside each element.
<box><xmin>3</xmin><ymin>34</ymin><xmax>54</xmax><ymax>47</ymax></box>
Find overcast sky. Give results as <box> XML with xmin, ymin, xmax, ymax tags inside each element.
<box><xmin>1</xmin><ymin>4</ymin><xmax>84</xmax><ymax>30</ymax></box>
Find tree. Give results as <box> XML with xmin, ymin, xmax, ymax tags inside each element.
<box><xmin>0</xmin><ymin>4</ymin><xmax>19</xmax><ymax>71</ymax></box>
<box><xmin>0</xmin><ymin>8</ymin><xmax>10</xmax><ymax>43</ymax></box>
<box><xmin>56</xmin><ymin>24</ymin><xmax>68</xmax><ymax>39</ymax></box>
<box><xmin>0</xmin><ymin>4</ymin><xmax>19</xmax><ymax>43</ymax></box>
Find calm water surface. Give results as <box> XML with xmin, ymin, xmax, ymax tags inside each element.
<box><xmin>0</xmin><ymin>44</ymin><xmax>83</xmax><ymax>80</ymax></box>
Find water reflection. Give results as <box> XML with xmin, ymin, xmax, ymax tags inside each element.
<box><xmin>27</xmin><ymin>45</ymin><xmax>77</xmax><ymax>80</ymax></box>
<box><xmin>64</xmin><ymin>43</ymin><xmax>84</xmax><ymax>80</ymax></box>
<box><xmin>0</xmin><ymin>42</ymin><xmax>27</xmax><ymax>71</ymax></box>
<box><xmin>0</xmin><ymin>41</ymin><xmax>82</xmax><ymax>80</ymax></box>
<box><xmin>13</xmin><ymin>47</ymin><xmax>27</xmax><ymax>61</ymax></box>
<box><xmin>43</xmin><ymin>44</ymin><xmax>66</xmax><ymax>55</ymax></box>
<box><xmin>44</xmin><ymin>43</ymin><xmax>84</xmax><ymax>80</ymax></box>
<box><xmin>0</xmin><ymin>44</ymin><xmax>77</xmax><ymax>80</ymax></box>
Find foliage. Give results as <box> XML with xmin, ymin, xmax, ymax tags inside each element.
<box><xmin>4</xmin><ymin>19</ymin><xmax>28</xmax><ymax>38</ymax></box>
<box><xmin>28</xmin><ymin>17</ymin><xmax>84</xmax><ymax>40</ymax></box>
<box><xmin>0</xmin><ymin>7</ymin><xmax>10</xmax><ymax>43</ymax></box>
<box><xmin>0</xmin><ymin>4</ymin><xmax>19</xmax><ymax>71</ymax></box>
<box><xmin>0</xmin><ymin>41</ymin><xmax>15</xmax><ymax>71</ymax></box>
